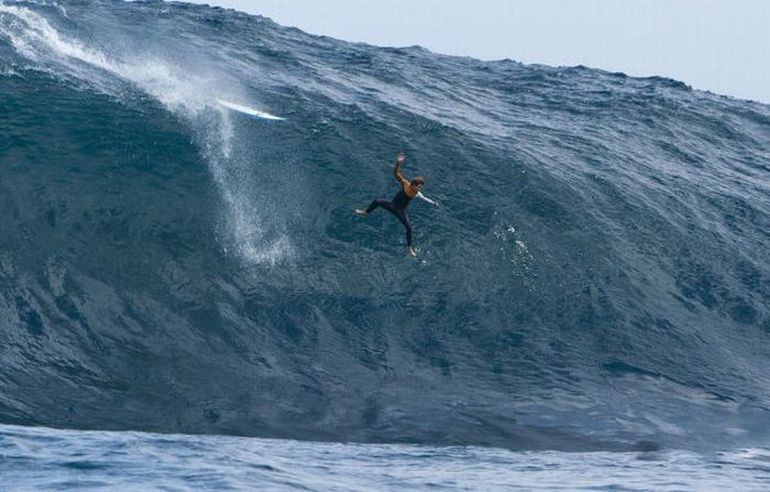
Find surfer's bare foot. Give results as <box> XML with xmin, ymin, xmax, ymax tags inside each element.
<box><xmin>354</xmin><ymin>209</ymin><xmax>368</xmax><ymax>216</ymax></box>
<box><xmin>407</xmin><ymin>246</ymin><xmax>417</xmax><ymax>257</ymax></box>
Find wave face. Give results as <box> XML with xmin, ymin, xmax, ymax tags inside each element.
<box><xmin>1</xmin><ymin>0</ymin><xmax>769</xmax><ymax>451</ymax></box>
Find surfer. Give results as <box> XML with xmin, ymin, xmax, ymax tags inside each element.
<box><xmin>355</xmin><ymin>152</ymin><xmax>439</xmax><ymax>257</ymax></box>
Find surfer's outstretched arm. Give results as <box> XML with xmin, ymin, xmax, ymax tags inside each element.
<box><xmin>415</xmin><ymin>191</ymin><xmax>439</xmax><ymax>208</ymax></box>
<box><xmin>393</xmin><ymin>152</ymin><xmax>409</xmax><ymax>187</ymax></box>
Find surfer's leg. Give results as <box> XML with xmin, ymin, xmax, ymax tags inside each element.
<box><xmin>358</xmin><ymin>199</ymin><xmax>391</xmax><ymax>215</ymax></box>
<box><xmin>356</xmin><ymin>199</ymin><xmax>389</xmax><ymax>216</ymax></box>
<box><xmin>368</xmin><ymin>199</ymin><xmax>391</xmax><ymax>214</ymax></box>
<box><xmin>394</xmin><ymin>211</ymin><xmax>413</xmax><ymax>248</ymax></box>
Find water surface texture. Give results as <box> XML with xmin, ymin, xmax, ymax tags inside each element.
<box><xmin>2</xmin><ymin>424</ymin><xmax>770</xmax><ymax>491</ymax></box>
<box><xmin>0</xmin><ymin>0</ymin><xmax>769</xmax><ymax>455</ymax></box>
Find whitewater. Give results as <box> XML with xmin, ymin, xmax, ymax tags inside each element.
<box><xmin>0</xmin><ymin>0</ymin><xmax>769</xmax><ymax>489</ymax></box>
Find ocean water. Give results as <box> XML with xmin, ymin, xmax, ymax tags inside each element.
<box><xmin>2</xmin><ymin>423</ymin><xmax>770</xmax><ymax>491</ymax></box>
<box><xmin>0</xmin><ymin>0</ymin><xmax>769</xmax><ymax>488</ymax></box>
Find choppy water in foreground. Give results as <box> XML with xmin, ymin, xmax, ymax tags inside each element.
<box><xmin>1</xmin><ymin>424</ymin><xmax>769</xmax><ymax>491</ymax></box>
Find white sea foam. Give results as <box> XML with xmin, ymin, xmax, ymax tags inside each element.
<box><xmin>0</xmin><ymin>4</ymin><xmax>209</xmax><ymax>114</ymax></box>
<box><xmin>0</xmin><ymin>4</ymin><xmax>292</xmax><ymax>265</ymax></box>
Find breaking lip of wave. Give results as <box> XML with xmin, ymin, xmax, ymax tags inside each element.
<box><xmin>0</xmin><ymin>2</ymin><xmax>293</xmax><ymax>265</ymax></box>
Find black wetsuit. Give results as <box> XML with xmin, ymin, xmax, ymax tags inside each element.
<box><xmin>365</xmin><ymin>189</ymin><xmax>413</xmax><ymax>247</ymax></box>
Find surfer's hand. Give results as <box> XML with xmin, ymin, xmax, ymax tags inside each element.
<box><xmin>396</xmin><ymin>152</ymin><xmax>405</xmax><ymax>164</ymax></box>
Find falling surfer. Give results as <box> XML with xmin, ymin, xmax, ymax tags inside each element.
<box><xmin>355</xmin><ymin>152</ymin><xmax>439</xmax><ymax>257</ymax></box>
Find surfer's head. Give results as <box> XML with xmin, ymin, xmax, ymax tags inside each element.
<box><xmin>411</xmin><ymin>176</ymin><xmax>425</xmax><ymax>189</ymax></box>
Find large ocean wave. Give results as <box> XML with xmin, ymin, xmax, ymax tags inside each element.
<box><xmin>1</xmin><ymin>0</ymin><xmax>769</xmax><ymax>451</ymax></box>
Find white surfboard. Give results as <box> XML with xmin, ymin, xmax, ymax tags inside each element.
<box><xmin>216</xmin><ymin>98</ymin><xmax>285</xmax><ymax>121</ymax></box>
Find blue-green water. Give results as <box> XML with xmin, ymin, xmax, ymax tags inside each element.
<box><xmin>0</xmin><ymin>0</ymin><xmax>769</xmax><ymax>487</ymax></box>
